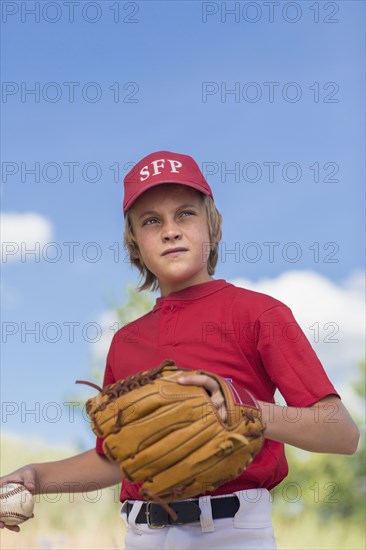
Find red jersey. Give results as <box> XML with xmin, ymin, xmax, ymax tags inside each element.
<box><xmin>96</xmin><ymin>279</ymin><xmax>339</xmax><ymax>501</ymax></box>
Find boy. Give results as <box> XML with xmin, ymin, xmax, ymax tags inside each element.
<box><xmin>0</xmin><ymin>151</ymin><xmax>359</xmax><ymax>550</ymax></box>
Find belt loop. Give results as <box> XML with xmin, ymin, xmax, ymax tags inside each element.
<box><xmin>198</xmin><ymin>495</ymin><xmax>215</xmax><ymax>533</ymax></box>
<box><xmin>125</xmin><ymin>501</ymin><xmax>144</xmax><ymax>535</ymax></box>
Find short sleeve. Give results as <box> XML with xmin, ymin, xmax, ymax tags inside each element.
<box><xmin>256</xmin><ymin>305</ymin><xmax>339</xmax><ymax>407</ymax></box>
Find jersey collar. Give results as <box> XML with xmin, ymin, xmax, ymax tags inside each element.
<box><xmin>153</xmin><ymin>279</ymin><xmax>229</xmax><ymax>312</ymax></box>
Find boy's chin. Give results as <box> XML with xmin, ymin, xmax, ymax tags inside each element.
<box><xmin>159</xmin><ymin>270</ymin><xmax>210</xmax><ymax>293</ymax></box>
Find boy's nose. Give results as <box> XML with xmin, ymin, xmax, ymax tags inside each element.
<box><xmin>162</xmin><ymin>221</ymin><xmax>182</xmax><ymax>241</ymax></box>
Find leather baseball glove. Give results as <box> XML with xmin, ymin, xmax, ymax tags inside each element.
<box><xmin>77</xmin><ymin>359</ymin><xmax>265</xmax><ymax>519</ymax></box>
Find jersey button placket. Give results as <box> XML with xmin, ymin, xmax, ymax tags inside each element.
<box><xmin>159</xmin><ymin>304</ymin><xmax>178</xmax><ymax>347</ymax></box>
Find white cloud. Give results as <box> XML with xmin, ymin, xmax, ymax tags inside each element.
<box><xmin>230</xmin><ymin>270</ymin><xmax>365</xmax><ymax>391</ymax></box>
<box><xmin>0</xmin><ymin>212</ymin><xmax>53</xmax><ymax>262</ymax></box>
<box><xmin>91</xmin><ymin>309</ymin><xmax>120</xmax><ymax>370</ymax></box>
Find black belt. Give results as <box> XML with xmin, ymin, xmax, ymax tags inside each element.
<box><xmin>125</xmin><ymin>496</ymin><xmax>240</xmax><ymax>528</ymax></box>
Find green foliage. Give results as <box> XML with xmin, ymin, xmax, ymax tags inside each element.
<box><xmin>273</xmin><ymin>446</ymin><xmax>365</xmax><ymax>521</ymax></box>
<box><xmin>112</xmin><ymin>285</ymin><xmax>154</xmax><ymax>326</ymax></box>
<box><xmin>273</xmin><ymin>360</ymin><xmax>366</xmax><ymax>524</ymax></box>
<box><xmin>353</xmin><ymin>360</ymin><xmax>366</xmax><ymax>400</ymax></box>
<box><xmin>85</xmin><ymin>285</ymin><xmax>153</xmax><ymax>386</ymax></box>
<box><xmin>272</xmin><ymin>513</ymin><xmax>365</xmax><ymax>550</ymax></box>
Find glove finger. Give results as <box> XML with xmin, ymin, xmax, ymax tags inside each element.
<box><xmin>89</xmin><ymin>378</ymin><xmax>205</xmax><ymax>437</ymax></box>
<box><xmin>121</xmin><ymin>413</ymin><xmax>220</xmax><ymax>481</ymax></box>
<box><xmin>141</xmin><ymin>431</ymin><xmax>262</xmax><ymax>503</ymax></box>
<box><xmin>102</xmin><ymin>400</ymin><xmax>206</xmax><ymax>462</ymax></box>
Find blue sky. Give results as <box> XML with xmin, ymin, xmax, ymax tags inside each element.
<box><xmin>1</xmin><ymin>1</ymin><xmax>365</xmax><ymax>446</ymax></box>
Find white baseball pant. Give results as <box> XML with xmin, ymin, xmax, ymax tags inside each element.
<box><xmin>120</xmin><ymin>489</ymin><xmax>277</xmax><ymax>550</ymax></box>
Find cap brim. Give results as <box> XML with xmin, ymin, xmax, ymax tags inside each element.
<box><xmin>124</xmin><ymin>179</ymin><xmax>212</xmax><ymax>213</ymax></box>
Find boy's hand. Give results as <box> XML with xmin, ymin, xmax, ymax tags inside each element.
<box><xmin>178</xmin><ymin>373</ymin><xmax>228</xmax><ymax>422</ymax></box>
<box><xmin>0</xmin><ymin>466</ymin><xmax>37</xmax><ymax>532</ymax></box>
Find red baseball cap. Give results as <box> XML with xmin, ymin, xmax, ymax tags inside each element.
<box><xmin>123</xmin><ymin>151</ymin><xmax>214</xmax><ymax>214</ymax></box>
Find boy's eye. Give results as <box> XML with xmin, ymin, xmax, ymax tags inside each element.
<box><xmin>142</xmin><ymin>211</ymin><xmax>195</xmax><ymax>226</ymax></box>
<box><xmin>180</xmin><ymin>210</ymin><xmax>195</xmax><ymax>218</ymax></box>
<box><xmin>142</xmin><ymin>218</ymin><xmax>159</xmax><ymax>226</ymax></box>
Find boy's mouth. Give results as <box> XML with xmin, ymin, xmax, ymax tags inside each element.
<box><xmin>161</xmin><ymin>247</ymin><xmax>188</xmax><ymax>256</ymax></box>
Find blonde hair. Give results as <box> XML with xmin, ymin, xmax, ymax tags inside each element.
<box><xmin>123</xmin><ymin>192</ymin><xmax>222</xmax><ymax>292</ymax></box>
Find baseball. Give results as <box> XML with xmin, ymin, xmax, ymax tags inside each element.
<box><xmin>0</xmin><ymin>483</ymin><xmax>34</xmax><ymax>526</ymax></box>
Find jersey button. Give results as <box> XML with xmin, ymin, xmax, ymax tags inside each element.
<box><xmin>169</xmin><ymin>305</ymin><xmax>175</xmax><ymax>311</ymax></box>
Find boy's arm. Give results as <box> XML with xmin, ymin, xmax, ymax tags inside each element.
<box><xmin>34</xmin><ymin>448</ymin><xmax>121</xmax><ymax>492</ymax></box>
<box><xmin>257</xmin><ymin>394</ymin><xmax>360</xmax><ymax>454</ymax></box>
<box><xmin>0</xmin><ymin>448</ymin><xmax>121</xmax><ymax>494</ymax></box>
<box><xmin>0</xmin><ymin>448</ymin><xmax>121</xmax><ymax>532</ymax></box>
<box><xmin>178</xmin><ymin>375</ymin><xmax>360</xmax><ymax>455</ymax></box>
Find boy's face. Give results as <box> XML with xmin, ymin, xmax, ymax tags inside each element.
<box><xmin>129</xmin><ymin>184</ymin><xmax>214</xmax><ymax>296</ymax></box>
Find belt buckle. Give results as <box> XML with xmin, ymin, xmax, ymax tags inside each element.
<box><xmin>145</xmin><ymin>502</ymin><xmax>167</xmax><ymax>529</ymax></box>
